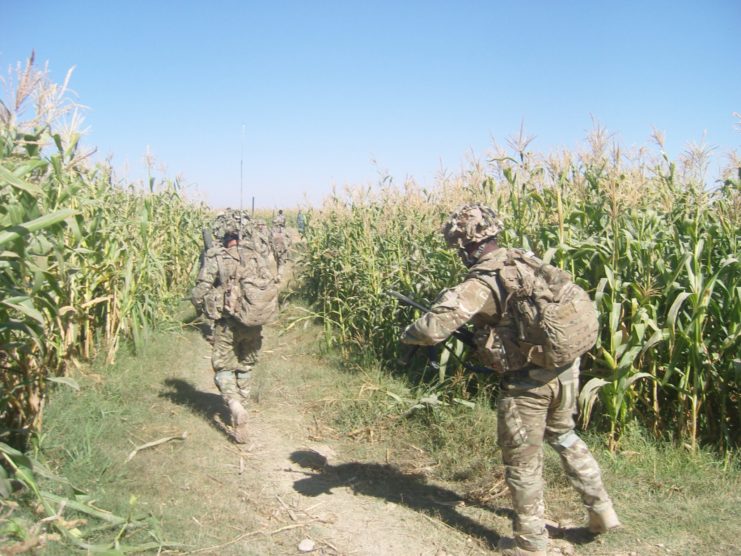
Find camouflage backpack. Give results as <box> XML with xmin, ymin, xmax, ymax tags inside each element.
<box><xmin>218</xmin><ymin>245</ymin><xmax>279</xmax><ymax>327</ymax></box>
<box><xmin>472</xmin><ymin>249</ymin><xmax>599</xmax><ymax>371</ymax></box>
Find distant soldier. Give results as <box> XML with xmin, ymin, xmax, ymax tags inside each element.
<box><xmin>271</xmin><ymin>225</ymin><xmax>289</xmax><ymax>280</ymax></box>
<box><xmin>401</xmin><ymin>204</ymin><xmax>620</xmax><ymax>556</ymax></box>
<box><xmin>191</xmin><ymin>227</ymin><xmax>278</xmax><ymax>444</ymax></box>
<box><xmin>296</xmin><ymin>209</ymin><xmax>306</xmax><ymax>237</ymax></box>
<box><xmin>273</xmin><ymin>209</ymin><xmax>286</xmax><ymax>230</ymax></box>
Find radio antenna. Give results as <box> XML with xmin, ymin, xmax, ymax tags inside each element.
<box><xmin>239</xmin><ymin>123</ymin><xmax>245</xmax><ymax>242</ymax></box>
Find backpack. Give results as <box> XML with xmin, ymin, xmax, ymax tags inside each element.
<box><xmin>218</xmin><ymin>245</ymin><xmax>279</xmax><ymax>327</ymax></box>
<box><xmin>472</xmin><ymin>249</ymin><xmax>599</xmax><ymax>370</ymax></box>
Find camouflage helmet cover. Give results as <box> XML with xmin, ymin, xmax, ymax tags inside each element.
<box><xmin>441</xmin><ymin>204</ymin><xmax>504</xmax><ymax>248</ymax></box>
<box><xmin>212</xmin><ymin>209</ymin><xmax>251</xmax><ymax>241</ymax></box>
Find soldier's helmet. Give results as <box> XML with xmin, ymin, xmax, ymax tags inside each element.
<box><xmin>212</xmin><ymin>209</ymin><xmax>251</xmax><ymax>242</ymax></box>
<box><xmin>441</xmin><ymin>204</ymin><xmax>504</xmax><ymax>249</ymax></box>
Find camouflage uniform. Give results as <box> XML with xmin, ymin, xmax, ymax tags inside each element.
<box><xmin>269</xmin><ymin>212</ymin><xmax>289</xmax><ymax>277</ymax></box>
<box><xmin>401</xmin><ymin>205</ymin><xmax>619</xmax><ymax>555</ymax></box>
<box><xmin>197</xmin><ymin>209</ymin><xmax>256</xmax><ymax>342</ymax></box>
<box><xmin>271</xmin><ymin>227</ymin><xmax>289</xmax><ymax>277</ymax></box>
<box><xmin>191</xmin><ymin>241</ymin><xmax>263</xmax><ymax>443</ymax></box>
<box><xmin>296</xmin><ymin>210</ymin><xmax>306</xmax><ymax>236</ymax></box>
<box><xmin>253</xmin><ymin>219</ymin><xmax>280</xmax><ymax>276</ymax></box>
<box><xmin>273</xmin><ymin>210</ymin><xmax>286</xmax><ymax>229</ymax></box>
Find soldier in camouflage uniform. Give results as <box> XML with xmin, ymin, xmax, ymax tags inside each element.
<box><xmin>271</xmin><ymin>210</ymin><xmax>289</xmax><ymax>276</ymax></box>
<box><xmin>296</xmin><ymin>209</ymin><xmax>306</xmax><ymax>237</ymax></box>
<box><xmin>272</xmin><ymin>209</ymin><xmax>286</xmax><ymax>229</ymax></box>
<box><xmin>271</xmin><ymin>227</ymin><xmax>289</xmax><ymax>280</ymax></box>
<box><xmin>196</xmin><ymin>209</ymin><xmax>255</xmax><ymax>344</ymax></box>
<box><xmin>191</xmin><ymin>228</ymin><xmax>265</xmax><ymax>444</ymax></box>
<box><xmin>401</xmin><ymin>204</ymin><xmax>620</xmax><ymax>556</ymax></box>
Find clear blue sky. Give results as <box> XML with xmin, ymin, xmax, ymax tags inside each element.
<box><xmin>3</xmin><ymin>1</ymin><xmax>740</xmax><ymax>209</ymax></box>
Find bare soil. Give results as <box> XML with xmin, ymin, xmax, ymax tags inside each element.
<box><xmin>143</xmin><ymin>318</ymin><xmax>507</xmax><ymax>556</ymax></box>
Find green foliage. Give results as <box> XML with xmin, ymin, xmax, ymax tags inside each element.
<box><xmin>0</xmin><ymin>59</ymin><xmax>209</xmax><ymax>448</ymax></box>
<box><xmin>0</xmin><ymin>441</ymin><xmax>182</xmax><ymax>553</ymax></box>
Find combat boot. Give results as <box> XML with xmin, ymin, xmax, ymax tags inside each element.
<box><xmin>498</xmin><ymin>538</ymin><xmax>547</xmax><ymax>556</ymax></box>
<box><xmin>227</xmin><ymin>398</ymin><xmax>249</xmax><ymax>444</ymax></box>
<box><xmin>499</xmin><ymin>548</ymin><xmax>546</xmax><ymax>556</ymax></box>
<box><xmin>587</xmin><ymin>505</ymin><xmax>621</xmax><ymax>534</ymax></box>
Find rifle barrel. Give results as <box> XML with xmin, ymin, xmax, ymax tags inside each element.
<box><xmin>387</xmin><ymin>290</ymin><xmax>430</xmax><ymax>313</ymax></box>
<box><xmin>389</xmin><ymin>289</ymin><xmax>495</xmax><ymax>373</ymax></box>
<box><xmin>389</xmin><ymin>289</ymin><xmax>478</xmax><ymax>349</ymax></box>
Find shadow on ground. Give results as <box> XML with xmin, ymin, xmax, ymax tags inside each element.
<box><xmin>159</xmin><ymin>378</ymin><xmax>230</xmax><ymax>440</ymax></box>
<box><xmin>290</xmin><ymin>449</ymin><xmax>510</xmax><ymax>548</ymax></box>
<box><xmin>547</xmin><ymin>523</ymin><xmax>599</xmax><ymax>546</ymax></box>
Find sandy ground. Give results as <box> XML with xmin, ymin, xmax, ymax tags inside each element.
<box><xmin>146</xmin><ymin>315</ymin><xmax>501</xmax><ymax>556</ymax></box>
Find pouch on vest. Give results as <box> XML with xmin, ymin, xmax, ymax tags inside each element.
<box><xmin>203</xmin><ymin>288</ymin><xmax>224</xmax><ymax>320</ymax></box>
<box><xmin>473</xmin><ymin>325</ymin><xmax>529</xmax><ymax>373</ymax></box>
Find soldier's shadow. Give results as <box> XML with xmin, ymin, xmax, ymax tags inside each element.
<box><xmin>290</xmin><ymin>450</ymin><xmax>510</xmax><ymax>548</ymax></box>
<box><xmin>160</xmin><ymin>378</ymin><xmax>230</xmax><ymax>439</ymax></box>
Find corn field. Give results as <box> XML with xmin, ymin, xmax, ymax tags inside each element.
<box><xmin>0</xmin><ymin>57</ymin><xmax>208</xmax><ymax>448</ymax></box>
<box><xmin>301</xmin><ymin>131</ymin><xmax>741</xmax><ymax>453</ymax></box>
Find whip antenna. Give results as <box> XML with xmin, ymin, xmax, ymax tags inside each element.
<box><xmin>239</xmin><ymin>123</ymin><xmax>245</xmax><ymax>242</ymax></box>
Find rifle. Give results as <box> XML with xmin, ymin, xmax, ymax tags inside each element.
<box><xmin>202</xmin><ymin>228</ymin><xmax>214</xmax><ymax>251</ymax></box>
<box><xmin>387</xmin><ymin>290</ymin><xmax>495</xmax><ymax>374</ymax></box>
<box><xmin>198</xmin><ymin>228</ymin><xmax>214</xmax><ymax>272</ymax></box>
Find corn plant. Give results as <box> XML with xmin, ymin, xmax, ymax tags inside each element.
<box><xmin>1</xmin><ymin>56</ymin><xmax>209</xmax><ymax>448</ymax></box>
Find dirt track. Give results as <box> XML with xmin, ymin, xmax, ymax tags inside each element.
<box><xmin>146</xmin><ymin>316</ymin><xmax>504</xmax><ymax>556</ymax></box>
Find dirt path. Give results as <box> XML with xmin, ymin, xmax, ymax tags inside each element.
<box><xmin>146</xmin><ymin>315</ymin><xmax>499</xmax><ymax>556</ymax></box>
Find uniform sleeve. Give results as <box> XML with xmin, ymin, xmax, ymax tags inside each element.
<box><xmin>400</xmin><ymin>278</ymin><xmax>492</xmax><ymax>345</ymax></box>
<box><xmin>190</xmin><ymin>254</ymin><xmax>218</xmax><ymax>308</ymax></box>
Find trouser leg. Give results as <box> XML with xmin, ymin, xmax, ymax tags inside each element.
<box><xmin>212</xmin><ymin>321</ymin><xmax>261</xmax><ymax>388</ymax></box>
<box><xmin>545</xmin><ymin>361</ymin><xmax>614</xmax><ymax>514</ymax></box>
<box><xmin>211</xmin><ymin>319</ymin><xmax>252</xmax><ymax>443</ymax></box>
<box><xmin>234</xmin><ymin>324</ymin><xmax>261</xmax><ymax>398</ymax></box>
<box><xmin>233</xmin><ymin>324</ymin><xmax>262</xmax><ymax>370</ymax></box>
<box><xmin>497</xmin><ymin>384</ymin><xmax>551</xmax><ymax>553</ymax></box>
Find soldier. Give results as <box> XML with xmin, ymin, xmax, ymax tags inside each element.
<box><xmin>296</xmin><ymin>209</ymin><xmax>306</xmax><ymax>237</ymax></box>
<box><xmin>400</xmin><ymin>204</ymin><xmax>620</xmax><ymax>556</ymax></box>
<box><xmin>197</xmin><ymin>209</ymin><xmax>254</xmax><ymax>343</ymax></box>
<box><xmin>271</xmin><ymin>225</ymin><xmax>289</xmax><ymax>280</ymax></box>
<box><xmin>273</xmin><ymin>209</ymin><xmax>286</xmax><ymax>230</ymax></box>
<box><xmin>191</xmin><ymin>228</ymin><xmax>266</xmax><ymax>444</ymax></box>
<box><xmin>271</xmin><ymin>210</ymin><xmax>289</xmax><ymax>277</ymax></box>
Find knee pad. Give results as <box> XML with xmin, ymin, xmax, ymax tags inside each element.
<box><xmin>214</xmin><ymin>370</ymin><xmax>234</xmax><ymax>391</ymax></box>
<box><xmin>548</xmin><ymin>430</ymin><xmax>579</xmax><ymax>452</ymax></box>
